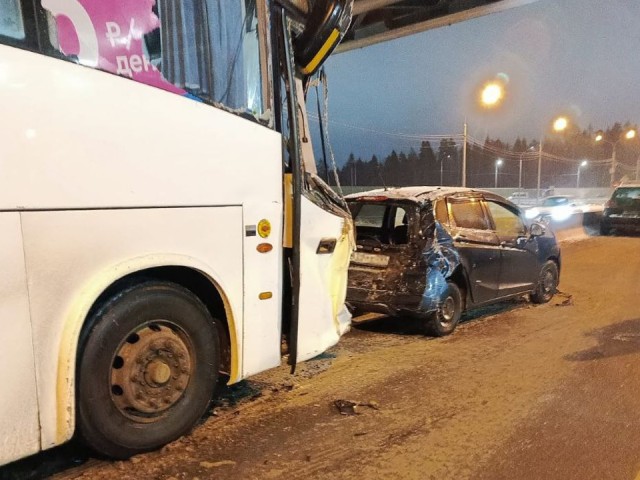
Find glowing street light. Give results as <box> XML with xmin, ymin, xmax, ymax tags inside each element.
<box><xmin>495</xmin><ymin>158</ymin><xmax>503</xmax><ymax>188</ymax></box>
<box><xmin>576</xmin><ymin>160</ymin><xmax>588</xmax><ymax>188</ymax></box>
<box><xmin>481</xmin><ymin>82</ymin><xmax>504</xmax><ymax>107</ymax></box>
<box><xmin>595</xmin><ymin>128</ymin><xmax>637</xmax><ymax>185</ymax></box>
<box><xmin>553</xmin><ymin>116</ymin><xmax>568</xmax><ymax>132</ymax></box>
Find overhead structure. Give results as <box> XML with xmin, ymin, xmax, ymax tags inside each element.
<box><xmin>337</xmin><ymin>0</ymin><xmax>539</xmax><ymax>52</ymax></box>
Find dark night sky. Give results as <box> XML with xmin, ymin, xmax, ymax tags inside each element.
<box><xmin>313</xmin><ymin>0</ymin><xmax>640</xmax><ymax>165</ymax></box>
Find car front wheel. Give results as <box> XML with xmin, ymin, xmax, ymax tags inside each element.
<box><xmin>530</xmin><ymin>260</ymin><xmax>559</xmax><ymax>304</ymax></box>
<box><xmin>424</xmin><ymin>282</ymin><xmax>462</xmax><ymax>337</ymax></box>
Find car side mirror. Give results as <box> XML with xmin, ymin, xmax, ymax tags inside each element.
<box><xmin>530</xmin><ymin>222</ymin><xmax>546</xmax><ymax>237</ymax></box>
<box><xmin>294</xmin><ymin>0</ymin><xmax>353</xmax><ymax>76</ymax></box>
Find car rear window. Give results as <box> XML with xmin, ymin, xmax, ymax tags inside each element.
<box><xmin>613</xmin><ymin>187</ymin><xmax>640</xmax><ymax>205</ymax></box>
<box><xmin>449</xmin><ymin>199</ymin><xmax>490</xmax><ymax>230</ymax></box>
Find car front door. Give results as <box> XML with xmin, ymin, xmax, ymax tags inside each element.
<box><xmin>446</xmin><ymin>197</ymin><xmax>501</xmax><ymax>305</ymax></box>
<box><xmin>484</xmin><ymin>200</ymin><xmax>538</xmax><ymax>296</ymax></box>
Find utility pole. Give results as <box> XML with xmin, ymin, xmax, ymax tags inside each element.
<box><xmin>536</xmin><ymin>141</ymin><xmax>543</xmax><ymax>204</ymax></box>
<box><xmin>462</xmin><ymin>122</ymin><xmax>467</xmax><ymax>187</ymax></box>
<box><xmin>610</xmin><ymin>145</ymin><xmax>617</xmax><ymax>187</ymax></box>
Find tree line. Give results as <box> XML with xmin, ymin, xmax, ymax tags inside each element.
<box><xmin>322</xmin><ymin>122</ymin><xmax>640</xmax><ymax>189</ymax></box>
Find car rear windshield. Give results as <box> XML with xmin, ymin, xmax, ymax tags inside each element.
<box><xmin>351</xmin><ymin>202</ymin><xmax>411</xmax><ymax>245</ymax></box>
<box><xmin>613</xmin><ymin>187</ymin><xmax>640</xmax><ymax>205</ymax></box>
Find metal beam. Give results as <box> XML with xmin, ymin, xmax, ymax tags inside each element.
<box><xmin>337</xmin><ymin>0</ymin><xmax>539</xmax><ymax>53</ymax></box>
<box><xmin>353</xmin><ymin>0</ymin><xmax>404</xmax><ymax>15</ymax></box>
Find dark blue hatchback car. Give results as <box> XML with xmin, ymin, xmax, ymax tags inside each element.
<box><xmin>346</xmin><ymin>187</ymin><xmax>561</xmax><ymax>336</ymax></box>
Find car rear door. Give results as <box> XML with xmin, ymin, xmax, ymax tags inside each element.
<box><xmin>446</xmin><ymin>196</ymin><xmax>501</xmax><ymax>305</ymax></box>
<box><xmin>484</xmin><ymin>199</ymin><xmax>538</xmax><ymax>296</ymax></box>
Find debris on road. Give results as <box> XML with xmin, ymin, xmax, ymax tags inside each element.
<box><xmin>555</xmin><ymin>291</ymin><xmax>574</xmax><ymax>307</ymax></box>
<box><xmin>200</xmin><ymin>460</ymin><xmax>236</xmax><ymax>469</ymax></box>
<box><xmin>334</xmin><ymin>399</ymin><xmax>380</xmax><ymax>415</ymax></box>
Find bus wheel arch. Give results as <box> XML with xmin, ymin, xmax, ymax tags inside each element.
<box><xmin>82</xmin><ymin>266</ymin><xmax>236</xmax><ymax>380</ymax></box>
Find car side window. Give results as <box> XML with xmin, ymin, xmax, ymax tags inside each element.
<box><xmin>353</xmin><ymin>204</ymin><xmax>386</xmax><ymax>228</ymax></box>
<box><xmin>448</xmin><ymin>198</ymin><xmax>490</xmax><ymax>230</ymax></box>
<box><xmin>434</xmin><ymin>199</ymin><xmax>449</xmax><ymax>225</ymax></box>
<box><xmin>390</xmin><ymin>206</ymin><xmax>409</xmax><ymax>245</ymax></box>
<box><xmin>486</xmin><ymin>201</ymin><xmax>526</xmax><ymax>236</ymax></box>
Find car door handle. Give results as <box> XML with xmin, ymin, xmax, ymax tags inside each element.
<box><xmin>316</xmin><ymin>238</ymin><xmax>337</xmax><ymax>254</ymax></box>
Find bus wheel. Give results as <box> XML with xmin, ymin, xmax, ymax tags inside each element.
<box><xmin>77</xmin><ymin>281</ymin><xmax>220</xmax><ymax>459</ymax></box>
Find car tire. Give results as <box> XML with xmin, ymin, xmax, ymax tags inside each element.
<box><xmin>600</xmin><ymin>223</ymin><xmax>611</xmax><ymax>236</ymax></box>
<box><xmin>77</xmin><ymin>281</ymin><xmax>220</xmax><ymax>459</ymax></box>
<box><xmin>424</xmin><ymin>282</ymin><xmax>462</xmax><ymax>337</ymax></box>
<box><xmin>530</xmin><ymin>260</ymin><xmax>559</xmax><ymax>304</ymax></box>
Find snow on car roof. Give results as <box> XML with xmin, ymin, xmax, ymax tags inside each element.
<box><xmin>345</xmin><ymin>186</ymin><xmax>492</xmax><ymax>202</ymax></box>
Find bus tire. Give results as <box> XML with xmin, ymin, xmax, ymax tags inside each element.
<box><xmin>77</xmin><ymin>281</ymin><xmax>220</xmax><ymax>459</ymax></box>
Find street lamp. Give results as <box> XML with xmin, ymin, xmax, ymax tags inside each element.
<box><xmin>519</xmin><ymin>145</ymin><xmax>536</xmax><ymax>190</ymax></box>
<box><xmin>495</xmin><ymin>158</ymin><xmax>503</xmax><ymax>188</ymax></box>
<box><xmin>576</xmin><ymin>160</ymin><xmax>587</xmax><ymax>188</ymax></box>
<box><xmin>536</xmin><ymin>116</ymin><xmax>570</xmax><ymax>203</ymax></box>
<box><xmin>595</xmin><ymin>128</ymin><xmax>637</xmax><ymax>186</ymax></box>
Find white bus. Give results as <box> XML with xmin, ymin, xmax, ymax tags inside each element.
<box><xmin>0</xmin><ymin>0</ymin><xmax>353</xmax><ymax>464</ymax></box>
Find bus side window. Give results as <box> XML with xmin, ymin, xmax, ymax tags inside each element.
<box><xmin>0</xmin><ymin>0</ymin><xmax>25</xmax><ymax>40</ymax></box>
<box><xmin>37</xmin><ymin>0</ymin><xmax>265</xmax><ymax>118</ymax></box>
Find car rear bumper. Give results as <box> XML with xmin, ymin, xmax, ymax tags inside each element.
<box><xmin>602</xmin><ymin>215</ymin><xmax>640</xmax><ymax>231</ymax></box>
<box><xmin>347</xmin><ymin>287</ymin><xmax>423</xmax><ymax>316</ymax></box>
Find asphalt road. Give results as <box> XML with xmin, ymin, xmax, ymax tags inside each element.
<box><xmin>2</xmin><ymin>235</ymin><xmax>640</xmax><ymax>480</ymax></box>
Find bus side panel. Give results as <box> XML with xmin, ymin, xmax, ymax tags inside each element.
<box><xmin>0</xmin><ymin>45</ymin><xmax>282</xmax><ymax>212</ymax></box>
<box><xmin>21</xmin><ymin>207</ymin><xmax>244</xmax><ymax>450</ymax></box>
<box><xmin>241</xmin><ymin>200</ymin><xmax>284</xmax><ymax>379</ymax></box>
<box><xmin>0</xmin><ymin>214</ymin><xmax>40</xmax><ymax>465</ymax></box>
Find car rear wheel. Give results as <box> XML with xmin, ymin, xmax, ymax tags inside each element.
<box><xmin>424</xmin><ymin>282</ymin><xmax>462</xmax><ymax>337</ymax></box>
<box><xmin>600</xmin><ymin>223</ymin><xmax>611</xmax><ymax>235</ymax></box>
<box><xmin>530</xmin><ymin>260</ymin><xmax>559</xmax><ymax>304</ymax></box>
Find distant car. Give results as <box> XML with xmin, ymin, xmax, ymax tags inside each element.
<box><xmin>600</xmin><ymin>183</ymin><xmax>640</xmax><ymax>235</ymax></box>
<box><xmin>507</xmin><ymin>191</ymin><xmax>536</xmax><ymax>207</ymax></box>
<box><xmin>524</xmin><ymin>195</ymin><xmax>578</xmax><ymax>222</ymax></box>
<box><xmin>346</xmin><ymin>187</ymin><xmax>561</xmax><ymax>336</ymax></box>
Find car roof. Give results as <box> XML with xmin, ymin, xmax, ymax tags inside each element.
<box><xmin>345</xmin><ymin>186</ymin><xmax>516</xmax><ymax>206</ymax></box>
<box><xmin>615</xmin><ymin>182</ymin><xmax>640</xmax><ymax>188</ymax></box>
